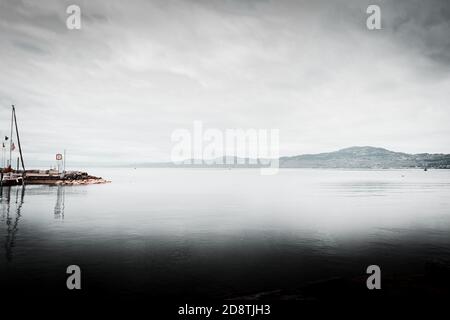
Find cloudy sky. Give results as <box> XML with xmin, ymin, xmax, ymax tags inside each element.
<box><xmin>0</xmin><ymin>0</ymin><xmax>449</xmax><ymax>166</ymax></box>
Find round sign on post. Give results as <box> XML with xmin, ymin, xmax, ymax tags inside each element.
<box><xmin>56</xmin><ymin>154</ymin><xmax>63</xmax><ymax>161</ymax></box>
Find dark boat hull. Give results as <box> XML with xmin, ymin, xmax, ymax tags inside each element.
<box><xmin>1</xmin><ymin>177</ymin><xmax>24</xmax><ymax>186</ymax></box>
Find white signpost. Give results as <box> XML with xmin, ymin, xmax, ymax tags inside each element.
<box><xmin>56</xmin><ymin>153</ymin><xmax>63</xmax><ymax>174</ymax></box>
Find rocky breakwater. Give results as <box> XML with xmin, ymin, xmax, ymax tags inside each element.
<box><xmin>56</xmin><ymin>171</ymin><xmax>110</xmax><ymax>185</ymax></box>
<box><xmin>24</xmin><ymin>170</ymin><xmax>110</xmax><ymax>186</ymax></box>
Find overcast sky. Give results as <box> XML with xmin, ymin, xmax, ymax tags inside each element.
<box><xmin>0</xmin><ymin>0</ymin><xmax>449</xmax><ymax>165</ymax></box>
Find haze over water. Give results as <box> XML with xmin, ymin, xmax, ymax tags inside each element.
<box><xmin>1</xmin><ymin>168</ymin><xmax>450</xmax><ymax>299</ymax></box>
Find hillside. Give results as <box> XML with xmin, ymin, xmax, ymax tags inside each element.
<box><xmin>279</xmin><ymin>146</ymin><xmax>450</xmax><ymax>168</ymax></box>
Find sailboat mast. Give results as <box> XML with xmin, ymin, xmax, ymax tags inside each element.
<box><xmin>12</xmin><ymin>106</ymin><xmax>25</xmax><ymax>171</ymax></box>
<box><xmin>9</xmin><ymin>105</ymin><xmax>13</xmax><ymax>167</ymax></box>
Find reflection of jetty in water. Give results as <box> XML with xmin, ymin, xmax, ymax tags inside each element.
<box><xmin>1</xmin><ymin>186</ymin><xmax>25</xmax><ymax>262</ymax></box>
<box><xmin>54</xmin><ymin>185</ymin><xmax>66</xmax><ymax>220</ymax></box>
<box><xmin>1</xmin><ymin>185</ymin><xmax>67</xmax><ymax>261</ymax></box>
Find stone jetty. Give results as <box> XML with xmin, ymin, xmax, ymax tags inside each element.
<box><xmin>23</xmin><ymin>170</ymin><xmax>110</xmax><ymax>186</ymax></box>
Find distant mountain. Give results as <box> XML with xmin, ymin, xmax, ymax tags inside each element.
<box><xmin>279</xmin><ymin>146</ymin><xmax>450</xmax><ymax>169</ymax></box>
<box><xmin>133</xmin><ymin>147</ymin><xmax>450</xmax><ymax>169</ymax></box>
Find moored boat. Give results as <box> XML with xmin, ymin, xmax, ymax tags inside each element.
<box><xmin>1</xmin><ymin>105</ymin><xmax>25</xmax><ymax>186</ymax></box>
<box><xmin>0</xmin><ymin>172</ymin><xmax>23</xmax><ymax>186</ymax></box>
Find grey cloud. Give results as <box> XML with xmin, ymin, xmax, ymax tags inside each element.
<box><xmin>0</xmin><ymin>0</ymin><xmax>449</xmax><ymax>166</ymax></box>
<box><xmin>383</xmin><ymin>0</ymin><xmax>450</xmax><ymax>67</ymax></box>
<box><xmin>12</xmin><ymin>40</ymin><xmax>49</xmax><ymax>55</ymax></box>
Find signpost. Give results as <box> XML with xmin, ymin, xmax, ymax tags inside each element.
<box><xmin>56</xmin><ymin>153</ymin><xmax>63</xmax><ymax>174</ymax></box>
<box><xmin>56</xmin><ymin>151</ymin><xmax>67</xmax><ymax>178</ymax></box>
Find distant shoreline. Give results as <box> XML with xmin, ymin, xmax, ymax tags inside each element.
<box><xmin>128</xmin><ymin>146</ymin><xmax>450</xmax><ymax>170</ymax></box>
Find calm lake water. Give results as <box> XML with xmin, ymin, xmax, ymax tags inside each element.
<box><xmin>1</xmin><ymin>168</ymin><xmax>450</xmax><ymax>300</ymax></box>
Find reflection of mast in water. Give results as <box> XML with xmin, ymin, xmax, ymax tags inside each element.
<box><xmin>1</xmin><ymin>185</ymin><xmax>25</xmax><ymax>262</ymax></box>
<box><xmin>54</xmin><ymin>185</ymin><xmax>65</xmax><ymax>219</ymax></box>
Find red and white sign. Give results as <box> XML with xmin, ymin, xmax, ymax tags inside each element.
<box><xmin>56</xmin><ymin>153</ymin><xmax>63</xmax><ymax>161</ymax></box>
